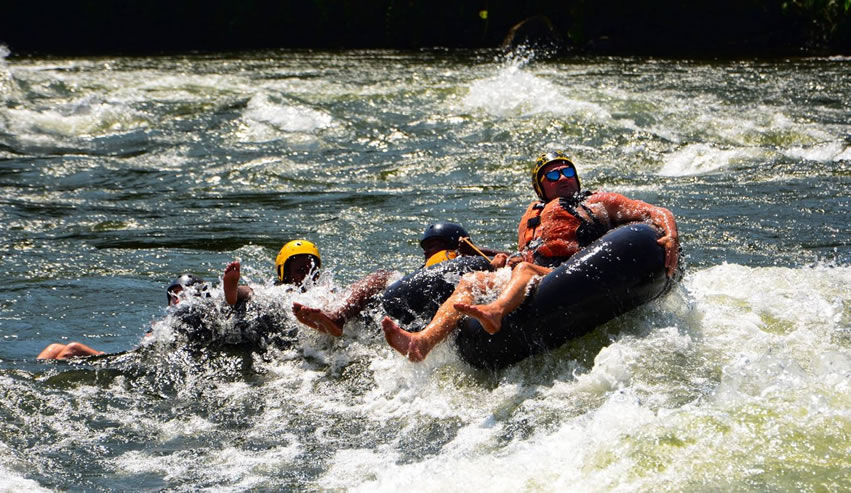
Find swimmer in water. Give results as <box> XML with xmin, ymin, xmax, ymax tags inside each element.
<box><xmin>36</xmin><ymin>273</ymin><xmax>210</xmax><ymax>360</ymax></box>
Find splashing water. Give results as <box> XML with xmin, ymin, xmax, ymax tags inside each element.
<box><xmin>0</xmin><ymin>51</ymin><xmax>849</xmax><ymax>491</ymax></box>
<box><xmin>0</xmin><ymin>44</ymin><xmax>20</xmax><ymax>102</ymax></box>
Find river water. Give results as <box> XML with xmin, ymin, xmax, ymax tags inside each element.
<box><xmin>1</xmin><ymin>48</ymin><xmax>849</xmax><ymax>492</ymax></box>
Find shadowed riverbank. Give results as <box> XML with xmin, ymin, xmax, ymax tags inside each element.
<box><xmin>2</xmin><ymin>0</ymin><xmax>850</xmax><ymax>56</ymax></box>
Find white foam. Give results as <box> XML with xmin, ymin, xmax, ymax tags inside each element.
<box><xmin>112</xmin><ymin>443</ymin><xmax>300</xmax><ymax>488</ymax></box>
<box><xmin>658</xmin><ymin>143</ymin><xmax>761</xmax><ymax>176</ymax></box>
<box><xmin>685</xmin><ymin>263</ymin><xmax>851</xmax><ymax>419</ymax></box>
<box><xmin>320</xmin><ymin>447</ymin><xmax>401</xmax><ymax>491</ymax></box>
<box><xmin>130</xmin><ymin>73</ymin><xmax>243</xmax><ymax>103</ymax></box>
<box><xmin>573</xmin><ymin>341</ymin><xmax>639</xmax><ymax>393</ymax></box>
<box><xmin>643</xmin><ymin>97</ymin><xmax>841</xmax><ymax>164</ymax></box>
<box><xmin>688</xmin><ymin>263</ymin><xmax>849</xmax><ymax>336</ymax></box>
<box><xmin>239</xmin><ymin>93</ymin><xmax>333</xmax><ymax>141</ymax></box>
<box><xmin>313</xmin><ymin>263</ymin><xmax>851</xmax><ymax>491</ymax></box>
<box><xmin>337</xmin><ymin>388</ymin><xmax>659</xmax><ymax>493</ymax></box>
<box><xmin>783</xmin><ymin>140</ymin><xmax>850</xmax><ymax>162</ymax></box>
<box><xmin>0</xmin><ymin>437</ymin><xmax>51</xmax><ymax>492</ymax></box>
<box><xmin>461</xmin><ymin>65</ymin><xmax>610</xmax><ymax>121</ymax></box>
<box><xmin>3</xmin><ymin>98</ymin><xmax>150</xmax><ymax>143</ymax></box>
<box><xmin>0</xmin><ymin>45</ymin><xmax>15</xmax><ymax>98</ymax></box>
<box><xmin>0</xmin><ymin>464</ymin><xmax>51</xmax><ymax>493</ymax></box>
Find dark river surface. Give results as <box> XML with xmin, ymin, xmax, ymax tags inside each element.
<box><xmin>1</xmin><ymin>48</ymin><xmax>849</xmax><ymax>491</ymax></box>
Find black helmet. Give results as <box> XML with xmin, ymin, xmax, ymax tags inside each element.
<box><xmin>166</xmin><ymin>273</ymin><xmax>206</xmax><ymax>304</ymax></box>
<box><xmin>419</xmin><ymin>222</ymin><xmax>469</xmax><ymax>249</ymax></box>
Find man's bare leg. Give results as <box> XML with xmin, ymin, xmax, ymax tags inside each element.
<box><xmin>382</xmin><ymin>317</ymin><xmax>430</xmax><ymax>362</ymax></box>
<box><xmin>454</xmin><ymin>262</ymin><xmax>552</xmax><ymax>334</ymax></box>
<box><xmin>294</xmin><ymin>270</ymin><xmax>395</xmax><ymax>337</ymax></box>
<box><xmin>383</xmin><ymin>271</ymin><xmax>493</xmax><ymax>362</ymax></box>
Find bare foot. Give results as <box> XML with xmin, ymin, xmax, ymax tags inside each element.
<box><xmin>292</xmin><ymin>302</ymin><xmax>344</xmax><ymax>337</ymax></box>
<box><xmin>454</xmin><ymin>302</ymin><xmax>504</xmax><ymax>334</ymax></box>
<box><xmin>381</xmin><ymin>316</ymin><xmax>427</xmax><ymax>362</ymax></box>
<box><xmin>224</xmin><ymin>261</ymin><xmax>240</xmax><ymax>305</ymax></box>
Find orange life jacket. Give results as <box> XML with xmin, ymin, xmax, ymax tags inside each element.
<box><xmin>517</xmin><ymin>192</ymin><xmax>608</xmax><ymax>265</ymax></box>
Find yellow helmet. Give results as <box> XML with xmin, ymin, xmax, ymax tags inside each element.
<box><xmin>531</xmin><ymin>150</ymin><xmax>580</xmax><ymax>201</ymax></box>
<box><xmin>275</xmin><ymin>240</ymin><xmax>321</xmax><ymax>283</ymax></box>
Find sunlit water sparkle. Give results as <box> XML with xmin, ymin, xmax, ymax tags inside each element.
<box><xmin>1</xmin><ymin>48</ymin><xmax>849</xmax><ymax>492</ymax></box>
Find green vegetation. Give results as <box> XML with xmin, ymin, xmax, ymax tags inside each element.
<box><xmin>2</xmin><ymin>0</ymin><xmax>849</xmax><ymax>55</ymax></box>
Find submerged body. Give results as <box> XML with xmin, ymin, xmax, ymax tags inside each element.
<box><xmin>293</xmin><ymin>223</ymin><xmax>502</xmax><ymax>337</ymax></box>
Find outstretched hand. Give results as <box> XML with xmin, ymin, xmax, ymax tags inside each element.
<box><xmin>490</xmin><ymin>253</ymin><xmax>508</xmax><ymax>269</ymax></box>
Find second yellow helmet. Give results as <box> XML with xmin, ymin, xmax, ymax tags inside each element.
<box><xmin>275</xmin><ymin>240</ymin><xmax>321</xmax><ymax>283</ymax></box>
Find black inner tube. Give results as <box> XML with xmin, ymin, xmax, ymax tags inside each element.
<box><xmin>379</xmin><ymin>223</ymin><xmax>676</xmax><ymax>370</ymax></box>
<box><xmin>455</xmin><ymin>223</ymin><xmax>673</xmax><ymax>369</ymax></box>
<box><xmin>381</xmin><ymin>255</ymin><xmax>494</xmax><ymax>331</ymax></box>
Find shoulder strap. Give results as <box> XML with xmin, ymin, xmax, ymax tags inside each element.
<box><xmin>558</xmin><ymin>197</ymin><xmax>579</xmax><ymax>217</ymax></box>
<box><xmin>558</xmin><ymin>191</ymin><xmax>596</xmax><ymax>220</ymax></box>
<box><xmin>526</xmin><ymin>202</ymin><xmax>545</xmax><ymax>228</ymax></box>
<box><xmin>577</xmin><ymin>202</ymin><xmax>604</xmax><ymax>227</ymax></box>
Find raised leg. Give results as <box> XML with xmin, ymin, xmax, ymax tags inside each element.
<box><xmin>383</xmin><ymin>271</ymin><xmax>494</xmax><ymax>361</ymax></box>
<box><xmin>454</xmin><ymin>262</ymin><xmax>551</xmax><ymax>334</ymax></box>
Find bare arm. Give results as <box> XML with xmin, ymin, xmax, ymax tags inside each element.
<box><xmin>587</xmin><ymin>192</ymin><xmax>680</xmax><ymax>277</ymax></box>
<box><xmin>337</xmin><ymin>269</ymin><xmax>397</xmax><ymax>320</ymax></box>
<box><xmin>37</xmin><ymin>342</ymin><xmax>104</xmax><ymax>360</ymax></box>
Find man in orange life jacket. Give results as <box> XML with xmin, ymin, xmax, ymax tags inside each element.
<box><xmin>382</xmin><ymin>150</ymin><xmax>680</xmax><ymax>362</ymax></box>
